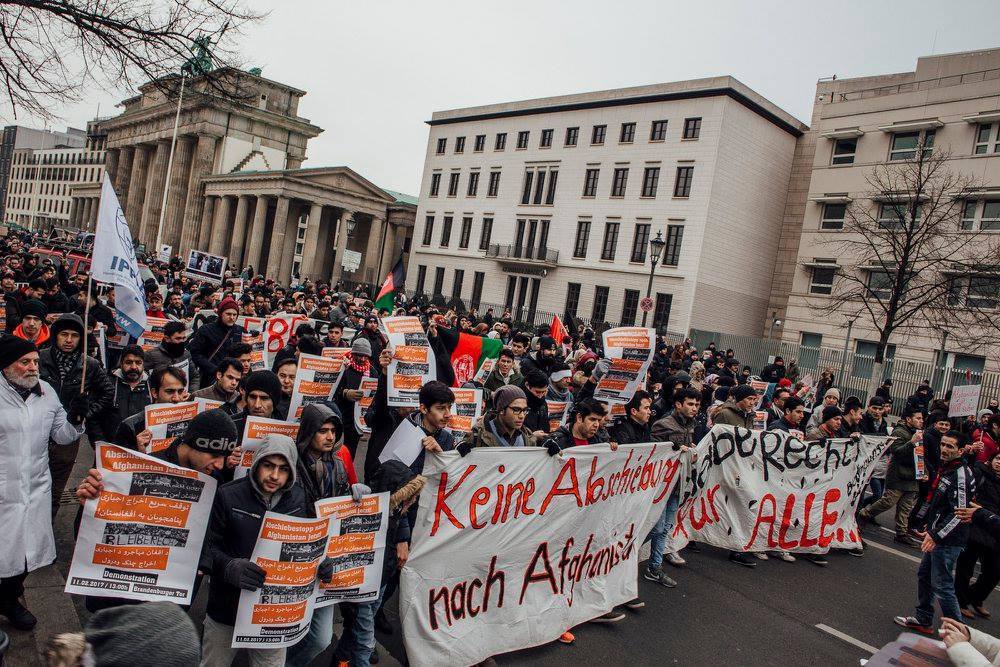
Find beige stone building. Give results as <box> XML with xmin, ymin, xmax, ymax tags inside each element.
<box><xmin>769</xmin><ymin>48</ymin><xmax>1000</xmax><ymax>375</ymax></box>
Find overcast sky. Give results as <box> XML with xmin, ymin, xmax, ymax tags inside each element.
<box><xmin>19</xmin><ymin>0</ymin><xmax>1000</xmax><ymax>195</ymax></box>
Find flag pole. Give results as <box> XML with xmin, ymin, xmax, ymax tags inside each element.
<box><xmin>80</xmin><ymin>272</ymin><xmax>93</xmax><ymax>394</ymax></box>
<box><xmin>154</xmin><ymin>72</ymin><xmax>186</xmax><ymax>255</ymax></box>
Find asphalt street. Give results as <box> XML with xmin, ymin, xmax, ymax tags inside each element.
<box><xmin>5</xmin><ymin>436</ymin><xmax>998</xmax><ymax>666</ymax></box>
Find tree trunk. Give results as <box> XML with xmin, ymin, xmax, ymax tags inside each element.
<box><xmin>868</xmin><ymin>361</ymin><xmax>884</xmax><ymax>401</ymax></box>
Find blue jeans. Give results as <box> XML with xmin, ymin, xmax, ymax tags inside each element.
<box><xmin>916</xmin><ymin>545</ymin><xmax>964</xmax><ymax>625</ymax></box>
<box><xmin>334</xmin><ymin>588</ymin><xmax>384</xmax><ymax>667</ymax></box>
<box><xmin>644</xmin><ymin>491</ymin><xmax>679</xmax><ymax>570</ymax></box>
<box><xmin>285</xmin><ymin>603</ymin><xmax>335</xmax><ymax>667</ymax></box>
<box><xmin>860</xmin><ymin>478</ymin><xmax>885</xmax><ymax>511</ymax></box>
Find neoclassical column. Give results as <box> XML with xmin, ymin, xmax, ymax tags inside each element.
<box><xmin>298</xmin><ymin>201</ymin><xmax>324</xmax><ymax>280</ymax></box>
<box><xmin>229</xmin><ymin>195</ymin><xmax>252</xmax><ymax>268</ymax></box>
<box><xmin>208</xmin><ymin>195</ymin><xmax>233</xmax><ymax>256</ymax></box>
<box><xmin>363</xmin><ymin>216</ymin><xmax>384</xmax><ymax>284</ymax></box>
<box><xmin>68</xmin><ymin>199</ymin><xmax>79</xmax><ymax>229</ymax></box>
<box><xmin>80</xmin><ymin>199</ymin><xmax>91</xmax><ymax>230</ymax></box>
<box><xmin>332</xmin><ymin>210</ymin><xmax>352</xmax><ymax>286</ymax></box>
<box><xmin>139</xmin><ymin>140</ymin><xmax>170</xmax><ymax>248</ymax></box>
<box><xmin>90</xmin><ymin>197</ymin><xmax>100</xmax><ymax>228</ymax></box>
<box><xmin>161</xmin><ymin>135</ymin><xmax>195</xmax><ymax>254</ymax></box>
<box><xmin>124</xmin><ymin>144</ymin><xmax>152</xmax><ymax>236</ymax></box>
<box><xmin>278</xmin><ymin>204</ymin><xmax>299</xmax><ymax>283</ymax></box>
<box><xmin>265</xmin><ymin>196</ymin><xmax>290</xmax><ymax>280</ymax></box>
<box><xmin>114</xmin><ymin>146</ymin><xmax>135</xmax><ymax>207</ymax></box>
<box><xmin>243</xmin><ymin>195</ymin><xmax>270</xmax><ymax>272</ymax></box>
<box><xmin>104</xmin><ymin>149</ymin><xmax>120</xmax><ymax>190</ymax></box>
<box><xmin>179</xmin><ymin>134</ymin><xmax>219</xmax><ymax>257</ymax></box>
<box><xmin>197</xmin><ymin>195</ymin><xmax>216</xmax><ymax>251</ymax></box>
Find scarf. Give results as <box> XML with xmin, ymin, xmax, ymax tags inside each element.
<box><xmin>488</xmin><ymin>418</ymin><xmax>524</xmax><ymax>448</ymax></box>
<box><xmin>348</xmin><ymin>352</ymin><xmax>371</xmax><ymax>375</ymax></box>
<box><xmin>52</xmin><ymin>348</ymin><xmax>78</xmax><ymax>382</ymax></box>
<box><xmin>925</xmin><ymin>458</ymin><xmax>964</xmax><ymax>503</ymax></box>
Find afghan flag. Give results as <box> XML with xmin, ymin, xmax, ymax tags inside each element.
<box><xmin>374</xmin><ymin>256</ymin><xmax>405</xmax><ymax>312</ymax></box>
<box><xmin>436</xmin><ymin>326</ymin><xmax>504</xmax><ymax>387</ymax></box>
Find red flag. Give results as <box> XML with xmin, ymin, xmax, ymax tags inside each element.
<box><xmin>550</xmin><ymin>314</ymin><xmax>569</xmax><ymax>346</ymax></box>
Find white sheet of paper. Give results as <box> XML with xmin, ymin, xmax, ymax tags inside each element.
<box><xmin>377</xmin><ymin>417</ymin><xmax>424</xmax><ymax>466</ymax></box>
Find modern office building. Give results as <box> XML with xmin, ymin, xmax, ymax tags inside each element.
<box><xmin>408</xmin><ymin>77</ymin><xmax>806</xmax><ymax>332</ymax></box>
<box><xmin>0</xmin><ymin>125</ymin><xmax>86</xmax><ymax>222</ymax></box>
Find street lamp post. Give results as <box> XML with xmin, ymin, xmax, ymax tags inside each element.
<box><xmin>642</xmin><ymin>231</ymin><xmax>667</xmax><ymax>327</ymax></box>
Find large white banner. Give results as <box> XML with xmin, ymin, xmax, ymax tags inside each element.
<box><xmin>594</xmin><ymin>327</ymin><xmax>655</xmax><ymax>405</ymax></box>
<box><xmin>65</xmin><ymin>444</ymin><xmax>216</xmax><ymax>604</ymax></box>
<box><xmin>401</xmin><ymin>444</ymin><xmax>683</xmax><ymax>667</ymax></box>
<box><xmin>671</xmin><ymin>426</ymin><xmax>890</xmax><ymax>553</ymax></box>
<box><xmin>92</xmin><ymin>174</ymin><xmax>147</xmax><ymax>338</ymax></box>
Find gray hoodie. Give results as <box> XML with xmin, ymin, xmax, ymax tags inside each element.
<box><xmin>249</xmin><ymin>433</ymin><xmax>299</xmax><ymax>509</ymax></box>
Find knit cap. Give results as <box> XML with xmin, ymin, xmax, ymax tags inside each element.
<box><xmin>492</xmin><ymin>385</ymin><xmax>526</xmax><ymax>413</ymax></box>
<box><xmin>181</xmin><ymin>408</ymin><xmax>238</xmax><ymax>454</ymax></box>
<box><xmin>85</xmin><ymin>601</ymin><xmax>200</xmax><ymax>667</ymax></box>
<box><xmin>245</xmin><ymin>370</ymin><xmax>283</xmax><ymax>406</ymax></box>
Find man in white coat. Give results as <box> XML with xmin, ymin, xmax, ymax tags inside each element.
<box><xmin>0</xmin><ymin>337</ymin><xmax>88</xmax><ymax>632</ymax></box>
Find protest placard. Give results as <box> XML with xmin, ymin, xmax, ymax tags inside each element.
<box><xmin>381</xmin><ymin>316</ymin><xmax>435</xmax><ymax>407</ymax></box>
<box><xmin>137</xmin><ymin>317</ymin><xmax>169</xmax><ymax>352</ymax></box>
<box><xmin>593</xmin><ymin>327</ymin><xmax>655</xmax><ymax>404</ymax></box>
<box><xmin>472</xmin><ymin>357</ymin><xmax>496</xmax><ymax>383</ymax></box>
<box><xmin>288</xmin><ymin>354</ymin><xmax>345</xmax><ymax>422</ymax></box>
<box><xmin>65</xmin><ymin>444</ymin><xmax>216</xmax><ymax>604</ymax></box>
<box><xmin>322</xmin><ymin>347</ymin><xmax>351</xmax><ymax>360</ymax></box>
<box><xmin>448</xmin><ymin>388</ymin><xmax>482</xmax><ymax>435</ymax></box>
<box><xmin>264</xmin><ymin>315</ymin><xmax>308</xmax><ymax>367</ymax></box>
<box><xmin>235</xmin><ymin>416</ymin><xmax>301</xmax><ymax>479</ymax></box>
<box><xmin>144</xmin><ymin>401</ymin><xmax>200</xmax><ymax>453</ymax></box>
<box><xmin>354</xmin><ymin>377</ymin><xmax>379</xmax><ymax>434</ymax></box>
<box><xmin>949</xmin><ymin>384</ymin><xmax>983</xmax><ymax>417</ymax></box>
<box><xmin>184</xmin><ymin>249</ymin><xmax>227</xmax><ymax>285</ymax></box>
<box><xmin>314</xmin><ymin>493</ymin><xmax>390</xmax><ymax>605</ymax></box>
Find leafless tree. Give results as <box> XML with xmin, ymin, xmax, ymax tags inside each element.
<box><xmin>809</xmin><ymin>139</ymin><xmax>1000</xmax><ymax>392</ymax></box>
<box><xmin>0</xmin><ymin>0</ymin><xmax>264</xmax><ymax>121</ymax></box>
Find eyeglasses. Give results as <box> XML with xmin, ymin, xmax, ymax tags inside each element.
<box><xmin>506</xmin><ymin>407</ymin><xmax>528</xmax><ymax>415</ymax></box>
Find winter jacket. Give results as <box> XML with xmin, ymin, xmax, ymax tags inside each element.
<box><xmin>95</xmin><ymin>370</ymin><xmax>151</xmax><ymax>443</ymax></box>
<box><xmin>760</xmin><ymin>364</ymin><xmax>786</xmax><ymax>383</ymax></box>
<box><xmin>971</xmin><ymin>461</ymin><xmax>1000</xmax><ymax>552</ymax></box>
<box><xmin>859</xmin><ymin>413</ymin><xmax>889</xmax><ymax>437</ymax></box>
<box><xmin>885</xmin><ymin>422</ymin><xmax>920</xmax><ymax>492</ymax></box>
<box><xmin>404</xmin><ymin>410</ymin><xmax>455</xmax><ymax>476</ymax></box>
<box><xmin>187</xmin><ymin>320</ymin><xmax>245</xmax><ymax>389</ymax></box>
<box><xmin>369</xmin><ymin>460</ymin><xmax>425</xmax><ymax>561</ymax></box>
<box><xmin>713</xmin><ymin>401</ymin><xmax>753</xmax><ymax>430</ymax></box>
<box><xmin>295</xmin><ymin>403</ymin><xmax>351</xmax><ymax>511</ymax></box>
<box><xmin>523</xmin><ymin>390</ymin><xmax>549</xmax><ymax>434</ymax></box>
<box><xmin>768</xmin><ymin>417</ymin><xmax>801</xmax><ymax>434</ymax></box>
<box><xmin>113</xmin><ymin>410</ymin><xmax>147</xmax><ymax>451</ymax></box>
<box><xmin>362</xmin><ymin>372</ymin><xmax>404</xmax><ymax>484</ymax></box>
<box><xmin>201</xmin><ymin>434</ymin><xmax>306</xmax><ymax>626</ymax></box>
<box><xmin>543</xmin><ymin>424</ymin><xmax>606</xmax><ymax>452</ymax></box>
<box><xmin>652</xmin><ymin>412</ymin><xmax>696</xmax><ymax>448</ymax></box>
<box><xmin>910</xmin><ymin>458</ymin><xmax>974</xmax><ymax>548</ymax></box>
<box><xmin>461</xmin><ymin>418</ymin><xmax>538</xmax><ymax>449</ymax></box>
<box><xmin>37</xmin><ymin>314</ymin><xmax>114</xmax><ymax>433</ymax></box>
<box><xmin>144</xmin><ymin>343</ymin><xmax>200</xmax><ymax>389</ymax></box>
<box><xmin>518</xmin><ymin>351</ymin><xmax>556</xmax><ymax>379</ymax></box>
<box><xmin>483</xmin><ymin>367</ymin><xmax>523</xmax><ymax>395</ymax></box>
<box><xmin>192</xmin><ymin>382</ymin><xmax>239</xmax><ymax>406</ymax></box>
<box><xmin>610</xmin><ymin>417</ymin><xmax>652</xmax><ymax>445</ymax></box>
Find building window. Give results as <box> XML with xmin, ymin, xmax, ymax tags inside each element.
<box><xmin>447</xmin><ymin>172</ymin><xmax>460</xmax><ymax>197</ymax></box>
<box><xmin>429</xmin><ymin>173</ymin><xmax>441</xmax><ymax>197</ymax></box>
<box><xmin>459</xmin><ymin>216</ymin><xmax>472</xmax><ymax>249</ymax></box>
<box><xmin>974</xmin><ymin>124</ymin><xmax>1000</xmax><ymax>154</ymax></box>
<box><xmin>455</xmin><ymin>136</ymin><xmax>465</xmax><ymax>153</ymax></box>
<box><xmin>961</xmin><ymin>200</ymin><xmax>1000</xmax><ymax>231</ymax></box>
<box><xmin>592</xmin><ymin>286</ymin><xmax>609</xmax><ymax>323</ymax></box>
<box><xmin>565</xmin><ymin>283</ymin><xmax>581</xmax><ymax>319</ymax></box>
<box><xmin>968</xmin><ymin>275</ymin><xmax>1000</xmax><ymax>309</ymax></box>
<box><xmin>601</xmin><ymin>222</ymin><xmax>620</xmax><ymax>260</ymax></box>
<box><xmin>415</xmin><ymin>265</ymin><xmax>427</xmax><ymax>293</ymax></box>
<box><xmin>421</xmin><ymin>216</ymin><xmax>434</xmax><ymax>246</ymax></box>
<box><xmin>452</xmin><ymin>269</ymin><xmax>465</xmax><ymax>300</ymax></box>
<box><xmin>540</xmin><ymin>129</ymin><xmax>553</xmax><ymax>148</ymax></box>
<box><xmin>533</xmin><ymin>171</ymin><xmax>547</xmax><ymax>205</ymax></box>
<box><xmin>630</xmin><ymin>223</ymin><xmax>651</xmax><ymax>263</ymax></box>
<box><xmin>436</xmin><ymin>138</ymin><xmax>447</xmax><ymax>154</ymax></box>
<box><xmin>545</xmin><ymin>170</ymin><xmax>558</xmax><ymax>205</ymax></box>
<box><xmin>663</xmin><ymin>224</ymin><xmax>683</xmax><ymax>266</ymax></box>
<box><xmin>573</xmin><ymin>220</ymin><xmax>591</xmax><ymax>258</ymax></box>
<box><xmin>517</xmin><ymin>131</ymin><xmax>529</xmax><ymax>149</ymax></box>
<box><xmin>821</xmin><ymin>203</ymin><xmax>847</xmax><ymax>230</ymax></box>
<box><xmin>582</xmin><ymin>168</ymin><xmax>599</xmax><ymax>197</ymax></box>
<box><xmin>467</xmin><ymin>172</ymin><xmax>480</xmax><ymax>197</ymax></box>
<box><xmin>962</xmin><ymin>200</ymin><xmax>978</xmax><ymax>230</ymax></box>
<box><xmin>440</xmin><ymin>215</ymin><xmax>453</xmax><ymax>247</ymax></box>
<box><xmin>565</xmin><ymin>127</ymin><xmax>579</xmax><ymax>146</ymax></box>
<box><xmin>621</xmin><ymin>289</ymin><xmax>639</xmax><ymax>326</ymax></box>
<box><xmin>592</xmin><ymin>124</ymin><xmax>606</xmax><ymax>145</ymax></box>
<box><xmin>433</xmin><ymin>267</ymin><xmax>445</xmax><ymax>295</ymax></box>
<box><xmin>521</xmin><ymin>171</ymin><xmax>534</xmax><ymax>205</ymax></box>
<box><xmin>487</xmin><ymin>171</ymin><xmax>501</xmax><ymax>197</ymax></box>
<box><xmin>479</xmin><ymin>217</ymin><xmax>493</xmax><ymax>250</ymax></box>
<box><xmin>878</xmin><ymin>203</ymin><xmax>920</xmax><ymax>229</ymax></box>
<box><xmin>640</xmin><ymin>167</ymin><xmax>659</xmax><ymax>198</ymax></box>
<box><xmin>867</xmin><ymin>270</ymin><xmax>893</xmax><ymax>299</ymax></box>
<box><xmin>471</xmin><ymin>271</ymin><xmax>485</xmax><ymax>309</ymax></box>
<box><xmin>809</xmin><ymin>265</ymin><xmax>836</xmax><ymax>295</ymax></box>
<box><xmin>619</xmin><ymin>122</ymin><xmax>636</xmax><ymax>143</ymax></box>
<box><xmin>652</xmin><ymin>293</ymin><xmax>672</xmax><ymax>330</ymax></box>
<box><xmin>495</xmin><ymin>132</ymin><xmax>507</xmax><ymax>151</ymax></box>
<box><xmin>474</xmin><ymin>134</ymin><xmax>486</xmax><ymax>152</ymax></box>
<box><xmin>683</xmin><ymin>117</ymin><xmax>702</xmax><ymax>139</ymax></box>
<box><xmin>799</xmin><ymin>332</ymin><xmax>822</xmax><ymax>368</ymax></box>
<box><xmin>611</xmin><ymin>168</ymin><xmax>628</xmax><ymax>197</ymax></box>
<box><xmin>890</xmin><ymin>130</ymin><xmax>935</xmax><ymax>161</ymax></box>
<box><xmin>673</xmin><ymin>166</ymin><xmax>693</xmax><ymax>197</ymax></box>
<box><xmin>832</xmin><ymin>138</ymin><xmax>857</xmax><ymax>165</ymax></box>
<box><xmin>650</xmin><ymin>120</ymin><xmax>668</xmax><ymax>141</ymax></box>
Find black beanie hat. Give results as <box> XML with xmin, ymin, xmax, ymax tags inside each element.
<box><xmin>822</xmin><ymin>405</ymin><xmax>844</xmax><ymax>423</ymax></box>
<box><xmin>20</xmin><ymin>298</ymin><xmax>47</xmax><ymax>319</ymax></box>
<box><xmin>0</xmin><ymin>336</ymin><xmax>36</xmax><ymax>370</ymax></box>
<box><xmin>85</xmin><ymin>600</ymin><xmax>200</xmax><ymax>667</ymax></box>
<box><xmin>181</xmin><ymin>408</ymin><xmax>238</xmax><ymax>454</ymax></box>
<box><xmin>731</xmin><ymin>384</ymin><xmax>756</xmax><ymax>402</ymax></box>
<box><xmin>245</xmin><ymin>370</ymin><xmax>282</xmax><ymax>406</ymax></box>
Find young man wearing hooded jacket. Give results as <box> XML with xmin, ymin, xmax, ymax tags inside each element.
<box><xmin>187</xmin><ymin>297</ymin><xmax>244</xmax><ymax>389</ymax></box>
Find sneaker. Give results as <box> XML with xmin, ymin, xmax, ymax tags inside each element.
<box><xmin>804</xmin><ymin>554</ymin><xmax>828</xmax><ymax>567</ymax></box>
<box><xmin>0</xmin><ymin>599</ymin><xmax>36</xmax><ymax>631</ymax></box>
<box><xmin>374</xmin><ymin>607</ymin><xmax>394</xmax><ymax>635</ymax></box>
<box><xmin>558</xmin><ymin>631</ymin><xmax>576</xmax><ymax>644</ymax></box>
<box><xmin>776</xmin><ymin>551</ymin><xmax>796</xmax><ymax>562</ymax></box>
<box><xmin>591</xmin><ymin>610</ymin><xmax>626</xmax><ymax>624</ymax></box>
<box><xmin>624</xmin><ymin>598</ymin><xmax>645</xmax><ymax>610</ymax></box>
<box><xmin>754</xmin><ymin>552</ymin><xmax>769</xmax><ymax>560</ymax></box>
<box><xmin>729</xmin><ymin>552</ymin><xmax>757</xmax><ymax>568</ymax></box>
<box><xmin>665</xmin><ymin>552</ymin><xmax>686</xmax><ymax>567</ymax></box>
<box><xmin>893</xmin><ymin>616</ymin><xmax>934</xmax><ymax>636</ymax></box>
<box><xmin>643</xmin><ymin>565</ymin><xmax>678</xmax><ymax>588</ymax></box>
<box><xmin>894</xmin><ymin>534</ymin><xmax>922</xmax><ymax>548</ymax></box>
<box><xmin>847</xmin><ymin>548</ymin><xmax>863</xmax><ymax>558</ymax></box>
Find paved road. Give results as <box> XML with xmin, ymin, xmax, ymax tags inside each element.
<box><xmin>6</xmin><ymin>436</ymin><xmax>1000</xmax><ymax>665</ymax></box>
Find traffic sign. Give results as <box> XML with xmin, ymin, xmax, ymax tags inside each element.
<box><xmin>639</xmin><ymin>297</ymin><xmax>654</xmax><ymax>312</ymax></box>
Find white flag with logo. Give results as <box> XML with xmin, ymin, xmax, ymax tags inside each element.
<box><xmin>92</xmin><ymin>174</ymin><xmax>147</xmax><ymax>338</ymax></box>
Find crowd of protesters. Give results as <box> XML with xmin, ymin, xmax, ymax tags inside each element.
<box><xmin>2</xmin><ymin>227</ymin><xmax>1000</xmax><ymax>665</ymax></box>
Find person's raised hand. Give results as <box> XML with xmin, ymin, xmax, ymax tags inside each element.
<box><xmin>939</xmin><ymin>618</ymin><xmax>971</xmax><ymax>648</ymax></box>
<box><xmin>76</xmin><ymin>468</ymin><xmax>103</xmax><ymax>505</ymax></box>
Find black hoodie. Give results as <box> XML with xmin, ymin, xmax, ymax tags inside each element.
<box><xmin>295</xmin><ymin>403</ymin><xmax>351</xmax><ymax>511</ymax></box>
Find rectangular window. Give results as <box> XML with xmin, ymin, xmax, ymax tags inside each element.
<box><xmin>974</xmin><ymin>124</ymin><xmax>1000</xmax><ymax>154</ymax></box>
<box><xmin>673</xmin><ymin>166</ymin><xmax>693</xmax><ymax>197</ymax></box>
<box><xmin>521</xmin><ymin>170</ymin><xmax>533</xmax><ymax>205</ymax></box>
<box><xmin>517</xmin><ymin>131</ymin><xmax>529</xmax><ymax>149</ymax></box>
<box><xmin>565</xmin><ymin>127</ymin><xmax>579</xmax><ymax>146</ymax></box>
<box><xmin>415</xmin><ymin>265</ymin><xmax>427</xmax><ymax>293</ymax></box>
<box><xmin>641</xmin><ymin>167</ymin><xmax>660</xmax><ymax>198</ymax></box>
<box><xmin>663</xmin><ymin>224</ymin><xmax>683</xmax><ymax>266</ymax></box>
<box><xmin>621</xmin><ymin>289</ymin><xmax>639</xmax><ymax>326</ymax></box>
<box><xmin>474</xmin><ymin>134</ymin><xmax>486</xmax><ymax>152</ymax></box>
<box><xmin>890</xmin><ymin>130</ymin><xmax>935</xmax><ymax>161</ymax></box>
<box><xmin>809</xmin><ymin>265</ymin><xmax>836</xmax><ymax>295</ymax></box>
<box><xmin>540</xmin><ymin>129</ymin><xmax>553</xmax><ymax>148</ymax></box>
<box><xmin>592</xmin><ymin>124</ymin><xmax>606</xmax><ymax>145</ymax></box>
<box><xmin>611</xmin><ymin>168</ymin><xmax>628</xmax><ymax>197</ymax></box>
<box><xmin>440</xmin><ymin>215</ymin><xmax>453</xmax><ymax>247</ymax></box>
<box><xmin>573</xmin><ymin>220</ymin><xmax>591</xmax><ymax>258</ymax></box>
<box><xmin>877</xmin><ymin>203</ymin><xmax>920</xmax><ymax>229</ymax></box>
<box><xmin>532</xmin><ymin>170</ymin><xmax>546</xmax><ymax>205</ymax></box>
<box><xmin>968</xmin><ymin>275</ymin><xmax>1000</xmax><ymax>308</ymax></box>
<box><xmin>601</xmin><ymin>222</ymin><xmax>620</xmax><ymax>260</ymax></box>
<box><xmin>545</xmin><ymin>170</ymin><xmax>558</xmax><ymax>205</ymax></box>
<box><xmin>683</xmin><ymin>117</ymin><xmax>702</xmax><ymax>139</ymax></box>
<box><xmin>582</xmin><ymin>168</ymin><xmax>599</xmax><ymax>197</ymax></box>
<box><xmin>421</xmin><ymin>215</ymin><xmax>434</xmax><ymax>246</ymax></box>
<box><xmin>455</xmin><ymin>136</ymin><xmax>465</xmax><ymax>153</ymax></box>
<box><xmin>429</xmin><ymin>173</ymin><xmax>441</xmax><ymax>197</ymax></box>
<box><xmin>452</xmin><ymin>269</ymin><xmax>464</xmax><ymax>300</ymax></box>
<box><xmin>513</xmin><ymin>219</ymin><xmax>525</xmax><ymax>256</ymax></box>
<box><xmin>565</xmin><ymin>283</ymin><xmax>581</xmax><ymax>319</ymax></box>
<box><xmin>619</xmin><ymin>122</ymin><xmax>636</xmax><ymax>143</ymax></box>
<box><xmin>799</xmin><ymin>332</ymin><xmax>822</xmax><ymax>369</ymax></box>
<box><xmin>433</xmin><ymin>267</ymin><xmax>445</xmax><ymax>295</ymax></box>
<box><xmin>479</xmin><ymin>217</ymin><xmax>493</xmax><ymax>250</ymax></box>
<box><xmin>466</xmin><ymin>172</ymin><xmax>480</xmax><ymax>197</ymax></box>
<box><xmin>832</xmin><ymin>138</ymin><xmax>857</xmax><ymax>165</ymax></box>
<box><xmin>504</xmin><ymin>276</ymin><xmax>516</xmax><ymax>309</ymax></box>
<box><xmin>459</xmin><ymin>216</ymin><xmax>472</xmax><ymax>249</ymax></box>
<box><xmin>962</xmin><ymin>200</ymin><xmax>978</xmax><ymax>230</ymax></box>
<box><xmin>652</xmin><ymin>293</ymin><xmax>673</xmax><ymax>330</ymax></box>
<box><xmin>471</xmin><ymin>271</ymin><xmax>485</xmax><ymax>309</ymax></box>
<box><xmin>592</xmin><ymin>286</ymin><xmax>609</xmax><ymax>323</ymax></box>
<box><xmin>436</xmin><ymin>138</ymin><xmax>447</xmax><ymax>154</ymax></box>
<box><xmin>487</xmin><ymin>171</ymin><xmax>501</xmax><ymax>197</ymax></box>
<box><xmin>867</xmin><ymin>270</ymin><xmax>894</xmax><ymax>299</ymax></box>
<box><xmin>821</xmin><ymin>203</ymin><xmax>846</xmax><ymax>230</ymax></box>
<box><xmin>650</xmin><ymin>120</ymin><xmax>668</xmax><ymax>141</ymax></box>
<box><xmin>495</xmin><ymin>132</ymin><xmax>507</xmax><ymax>151</ymax></box>
<box><xmin>983</xmin><ymin>201</ymin><xmax>1000</xmax><ymax>231</ymax></box>
<box><xmin>630</xmin><ymin>223</ymin><xmax>651</xmax><ymax>263</ymax></box>
<box><xmin>447</xmin><ymin>172</ymin><xmax>460</xmax><ymax>197</ymax></box>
